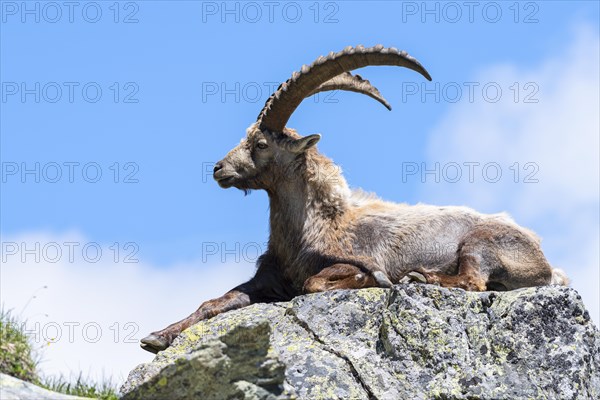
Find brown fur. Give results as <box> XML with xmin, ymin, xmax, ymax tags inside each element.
<box><xmin>140</xmin><ymin>123</ymin><xmax>568</xmax><ymax>353</ymax></box>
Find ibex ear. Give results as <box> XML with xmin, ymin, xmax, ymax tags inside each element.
<box><xmin>288</xmin><ymin>134</ymin><xmax>321</xmax><ymax>154</ymax></box>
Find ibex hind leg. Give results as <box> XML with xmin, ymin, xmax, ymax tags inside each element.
<box><xmin>414</xmin><ymin>222</ymin><xmax>554</xmax><ymax>291</ymax></box>
<box><xmin>414</xmin><ymin>249</ymin><xmax>488</xmax><ymax>292</ymax></box>
<box><xmin>487</xmin><ymin>227</ymin><xmax>555</xmax><ymax>290</ymax></box>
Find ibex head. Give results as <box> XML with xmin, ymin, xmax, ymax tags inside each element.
<box><xmin>213</xmin><ymin>45</ymin><xmax>431</xmax><ymax>192</ymax></box>
<box><xmin>213</xmin><ymin>124</ymin><xmax>320</xmax><ymax>191</ymax></box>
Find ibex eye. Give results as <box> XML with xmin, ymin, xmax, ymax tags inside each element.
<box><xmin>257</xmin><ymin>142</ymin><xmax>268</xmax><ymax>150</ymax></box>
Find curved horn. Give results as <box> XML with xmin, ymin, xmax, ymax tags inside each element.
<box><xmin>257</xmin><ymin>45</ymin><xmax>432</xmax><ymax>132</ymax></box>
<box><xmin>307</xmin><ymin>72</ymin><xmax>392</xmax><ymax>111</ymax></box>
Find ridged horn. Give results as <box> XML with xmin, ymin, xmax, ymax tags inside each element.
<box><xmin>307</xmin><ymin>72</ymin><xmax>391</xmax><ymax>111</ymax></box>
<box><xmin>257</xmin><ymin>45</ymin><xmax>432</xmax><ymax>132</ymax></box>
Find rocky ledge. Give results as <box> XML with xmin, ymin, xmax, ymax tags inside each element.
<box><xmin>121</xmin><ymin>285</ymin><xmax>599</xmax><ymax>400</ymax></box>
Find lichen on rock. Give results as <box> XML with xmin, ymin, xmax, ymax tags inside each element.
<box><xmin>121</xmin><ymin>285</ymin><xmax>600</xmax><ymax>400</ymax></box>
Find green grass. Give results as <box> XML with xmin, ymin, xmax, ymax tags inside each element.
<box><xmin>0</xmin><ymin>308</ymin><xmax>38</xmax><ymax>383</ymax></box>
<box><xmin>42</xmin><ymin>374</ymin><xmax>119</xmax><ymax>400</ymax></box>
<box><xmin>0</xmin><ymin>307</ymin><xmax>119</xmax><ymax>399</ymax></box>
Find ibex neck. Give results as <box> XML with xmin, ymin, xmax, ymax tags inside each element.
<box><xmin>267</xmin><ymin>153</ymin><xmax>350</xmax><ymax>258</ymax></box>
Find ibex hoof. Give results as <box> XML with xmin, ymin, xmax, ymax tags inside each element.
<box><xmin>373</xmin><ymin>271</ymin><xmax>393</xmax><ymax>288</ymax></box>
<box><xmin>140</xmin><ymin>334</ymin><xmax>169</xmax><ymax>354</ymax></box>
<box><xmin>400</xmin><ymin>271</ymin><xmax>428</xmax><ymax>285</ymax></box>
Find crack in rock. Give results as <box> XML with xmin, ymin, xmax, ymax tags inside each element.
<box><xmin>121</xmin><ymin>285</ymin><xmax>600</xmax><ymax>400</ymax></box>
<box><xmin>284</xmin><ymin>305</ymin><xmax>378</xmax><ymax>400</ymax></box>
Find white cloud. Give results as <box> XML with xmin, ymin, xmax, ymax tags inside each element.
<box><xmin>424</xmin><ymin>25</ymin><xmax>599</xmax><ymax>324</ymax></box>
<box><xmin>0</xmin><ymin>231</ymin><xmax>255</xmax><ymax>388</ymax></box>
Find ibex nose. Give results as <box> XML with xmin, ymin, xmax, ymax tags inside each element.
<box><xmin>213</xmin><ymin>162</ymin><xmax>223</xmax><ymax>173</ymax></box>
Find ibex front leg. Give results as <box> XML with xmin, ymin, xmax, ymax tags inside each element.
<box><xmin>141</xmin><ymin>282</ymin><xmax>256</xmax><ymax>353</ymax></box>
<box><xmin>303</xmin><ymin>263</ymin><xmax>392</xmax><ymax>293</ymax></box>
<box><xmin>141</xmin><ymin>256</ymin><xmax>294</xmax><ymax>353</ymax></box>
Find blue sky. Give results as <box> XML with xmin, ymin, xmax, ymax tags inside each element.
<box><xmin>1</xmin><ymin>0</ymin><xmax>599</xmax><ymax>386</ymax></box>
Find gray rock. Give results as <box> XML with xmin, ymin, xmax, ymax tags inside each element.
<box><xmin>0</xmin><ymin>373</ymin><xmax>91</xmax><ymax>400</ymax></box>
<box><xmin>121</xmin><ymin>285</ymin><xmax>600</xmax><ymax>399</ymax></box>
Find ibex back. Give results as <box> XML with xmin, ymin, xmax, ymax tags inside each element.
<box><xmin>141</xmin><ymin>45</ymin><xmax>568</xmax><ymax>353</ymax></box>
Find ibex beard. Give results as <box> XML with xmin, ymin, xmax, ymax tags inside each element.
<box><xmin>141</xmin><ymin>45</ymin><xmax>568</xmax><ymax>354</ymax></box>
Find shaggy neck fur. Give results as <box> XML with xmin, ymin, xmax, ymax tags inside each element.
<box><xmin>267</xmin><ymin>150</ymin><xmax>351</xmax><ymax>266</ymax></box>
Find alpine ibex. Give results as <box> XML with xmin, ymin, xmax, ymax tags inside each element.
<box><xmin>141</xmin><ymin>45</ymin><xmax>568</xmax><ymax>353</ymax></box>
